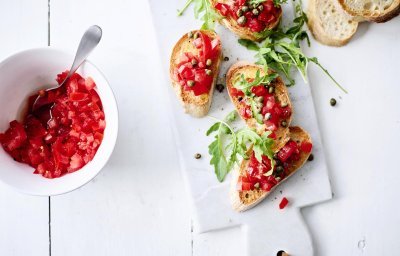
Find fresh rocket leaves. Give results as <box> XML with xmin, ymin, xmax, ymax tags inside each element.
<box><xmin>207</xmin><ymin>111</ymin><xmax>275</xmax><ymax>182</ymax></box>
<box><xmin>177</xmin><ymin>0</ymin><xmax>221</xmax><ymax>30</ymax></box>
<box><xmin>239</xmin><ymin>3</ymin><xmax>348</xmax><ymax>93</ymax></box>
<box><xmin>248</xmin><ymin>0</ymin><xmax>288</xmax><ymax>7</ymax></box>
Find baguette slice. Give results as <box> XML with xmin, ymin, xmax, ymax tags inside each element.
<box><xmin>230</xmin><ymin>126</ymin><xmax>312</xmax><ymax>212</ymax></box>
<box><xmin>210</xmin><ymin>0</ymin><xmax>282</xmax><ymax>41</ymax></box>
<box><xmin>338</xmin><ymin>0</ymin><xmax>400</xmax><ymax>22</ymax></box>
<box><xmin>226</xmin><ymin>61</ymin><xmax>292</xmax><ymax>151</ymax></box>
<box><xmin>308</xmin><ymin>0</ymin><xmax>359</xmax><ymax>46</ymax></box>
<box><xmin>169</xmin><ymin>30</ymin><xmax>222</xmax><ymax>117</ymax></box>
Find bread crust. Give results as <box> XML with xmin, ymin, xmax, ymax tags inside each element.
<box><xmin>338</xmin><ymin>0</ymin><xmax>400</xmax><ymax>23</ymax></box>
<box><xmin>226</xmin><ymin>61</ymin><xmax>292</xmax><ymax>151</ymax></box>
<box><xmin>307</xmin><ymin>0</ymin><xmax>358</xmax><ymax>46</ymax></box>
<box><xmin>169</xmin><ymin>30</ymin><xmax>222</xmax><ymax>117</ymax></box>
<box><xmin>230</xmin><ymin>126</ymin><xmax>312</xmax><ymax>212</ymax></box>
<box><xmin>209</xmin><ymin>0</ymin><xmax>282</xmax><ymax>41</ymax></box>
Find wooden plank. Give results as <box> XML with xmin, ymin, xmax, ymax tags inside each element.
<box><xmin>49</xmin><ymin>1</ymin><xmax>192</xmax><ymax>255</ymax></box>
<box><xmin>0</xmin><ymin>1</ymin><xmax>49</xmax><ymax>256</ymax></box>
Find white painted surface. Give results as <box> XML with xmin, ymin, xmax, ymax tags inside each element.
<box><xmin>0</xmin><ymin>0</ymin><xmax>399</xmax><ymax>255</ymax></box>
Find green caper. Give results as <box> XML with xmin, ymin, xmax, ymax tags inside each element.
<box><xmin>275</xmin><ymin>166</ymin><xmax>284</xmax><ymax>174</ymax></box>
<box><xmin>254</xmin><ymin>182</ymin><xmax>260</xmax><ymax>189</ymax></box>
<box><xmin>237</xmin><ymin>9</ymin><xmax>243</xmax><ymax>17</ymax></box>
<box><xmin>241</xmin><ymin>5</ymin><xmax>249</xmax><ymax>12</ymax></box>
<box><xmin>273</xmin><ymin>153</ymin><xmax>279</xmax><ymax>160</ymax></box>
<box><xmin>264</xmin><ymin>113</ymin><xmax>271</xmax><ymax>120</ymax></box>
<box><xmin>308</xmin><ymin>154</ymin><xmax>314</xmax><ymax>161</ymax></box>
<box><xmin>268</xmin><ymin>86</ymin><xmax>275</xmax><ymax>94</ymax></box>
<box><xmin>194</xmin><ymin>153</ymin><xmax>202</xmax><ymax>159</ymax></box>
<box><xmin>252</xmin><ymin>8</ymin><xmax>259</xmax><ymax>15</ymax></box>
<box><xmin>193</xmin><ymin>32</ymin><xmax>199</xmax><ymax>39</ymax></box>
<box><xmin>330</xmin><ymin>98</ymin><xmax>337</xmax><ymax>106</ymax></box>
<box><xmin>205</xmin><ymin>69</ymin><xmax>212</xmax><ymax>76</ymax></box>
<box><xmin>281</xmin><ymin>120</ymin><xmax>287</xmax><ymax>127</ymax></box>
<box><xmin>191</xmin><ymin>59</ymin><xmax>198</xmax><ymax>66</ymax></box>
<box><xmin>187</xmin><ymin>80</ymin><xmax>195</xmax><ymax>87</ymax></box>
<box><xmin>188</xmin><ymin>31</ymin><xmax>194</xmax><ymax>38</ymax></box>
<box><xmin>256</xmin><ymin>102</ymin><xmax>263</xmax><ymax>109</ymax></box>
<box><xmin>258</xmin><ymin>5</ymin><xmax>264</xmax><ymax>11</ymax></box>
<box><xmin>237</xmin><ymin>16</ymin><xmax>247</xmax><ymax>25</ymax></box>
<box><xmin>256</xmin><ymin>96</ymin><xmax>264</xmax><ymax>103</ymax></box>
<box><xmin>281</xmin><ymin>102</ymin><xmax>288</xmax><ymax>108</ymax></box>
<box><xmin>206</xmin><ymin>59</ymin><xmax>212</xmax><ymax>66</ymax></box>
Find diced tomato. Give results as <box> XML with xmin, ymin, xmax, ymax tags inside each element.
<box><xmin>264</xmin><ymin>120</ymin><xmax>277</xmax><ymax>131</ymax></box>
<box><xmin>251</xmin><ymin>85</ymin><xmax>267</xmax><ymax>96</ymax></box>
<box><xmin>69</xmin><ymin>92</ymin><xmax>89</xmax><ymax>101</ymax></box>
<box><xmin>248</xmin><ymin>19</ymin><xmax>266</xmax><ymax>32</ymax></box>
<box><xmin>191</xmin><ymin>69</ymin><xmax>213</xmax><ymax>96</ymax></box>
<box><xmin>279</xmin><ymin>197</ymin><xmax>289</xmax><ymax>209</ymax></box>
<box><xmin>240</xmin><ymin>105</ymin><xmax>252</xmax><ymax>119</ymax></box>
<box><xmin>277</xmin><ymin>140</ymin><xmax>298</xmax><ymax>162</ymax></box>
<box><xmin>230</xmin><ymin>87</ymin><xmax>244</xmax><ymax>98</ymax></box>
<box><xmin>193</xmin><ymin>38</ymin><xmax>203</xmax><ymax>49</ymax></box>
<box><xmin>199</xmin><ymin>32</ymin><xmax>212</xmax><ymax>62</ymax></box>
<box><xmin>300</xmin><ymin>141</ymin><xmax>313</xmax><ymax>153</ymax></box>
<box><xmin>85</xmin><ymin>77</ymin><xmax>96</xmax><ymax>90</ymax></box>
<box><xmin>214</xmin><ymin>3</ymin><xmax>230</xmax><ymax>16</ymax></box>
<box><xmin>0</xmin><ymin>121</ymin><xmax>27</xmax><ymax>151</ymax></box>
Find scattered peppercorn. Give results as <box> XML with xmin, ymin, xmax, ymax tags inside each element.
<box><xmin>194</xmin><ymin>153</ymin><xmax>201</xmax><ymax>159</ymax></box>
<box><xmin>277</xmin><ymin>250</ymin><xmax>289</xmax><ymax>256</ymax></box>
<box><xmin>308</xmin><ymin>154</ymin><xmax>314</xmax><ymax>161</ymax></box>
<box><xmin>216</xmin><ymin>84</ymin><xmax>225</xmax><ymax>93</ymax></box>
<box><xmin>330</xmin><ymin>98</ymin><xmax>337</xmax><ymax>106</ymax></box>
<box><xmin>223</xmin><ymin>56</ymin><xmax>229</xmax><ymax>61</ymax></box>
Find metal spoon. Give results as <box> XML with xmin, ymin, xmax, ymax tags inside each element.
<box><xmin>31</xmin><ymin>25</ymin><xmax>102</xmax><ymax>118</ymax></box>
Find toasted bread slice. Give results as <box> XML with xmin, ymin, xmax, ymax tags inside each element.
<box><xmin>338</xmin><ymin>0</ymin><xmax>400</xmax><ymax>22</ymax></box>
<box><xmin>226</xmin><ymin>61</ymin><xmax>292</xmax><ymax>151</ymax></box>
<box><xmin>169</xmin><ymin>30</ymin><xmax>222</xmax><ymax>117</ymax></box>
<box><xmin>230</xmin><ymin>126</ymin><xmax>312</xmax><ymax>212</ymax></box>
<box><xmin>210</xmin><ymin>0</ymin><xmax>282</xmax><ymax>41</ymax></box>
<box><xmin>308</xmin><ymin>0</ymin><xmax>359</xmax><ymax>46</ymax></box>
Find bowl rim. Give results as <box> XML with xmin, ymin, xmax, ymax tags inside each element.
<box><xmin>0</xmin><ymin>47</ymin><xmax>119</xmax><ymax>196</ymax></box>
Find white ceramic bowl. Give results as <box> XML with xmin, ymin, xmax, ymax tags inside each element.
<box><xmin>0</xmin><ymin>48</ymin><xmax>118</xmax><ymax>196</ymax></box>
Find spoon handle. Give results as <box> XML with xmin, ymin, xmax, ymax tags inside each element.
<box><xmin>63</xmin><ymin>25</ymin><xmax>102</xmax><ymax>84</ymax></box>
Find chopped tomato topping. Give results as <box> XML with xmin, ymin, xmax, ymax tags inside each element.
<box><xmin>279</xmin><ymin>197</ymin><xmax>289</xmax><ymax>209</ymax></box>
<box><xmin>0</xmin><ymin>71</ymin><xmax>106</xmax><ymax>178</ymax></box>
<box><xmin>300</xmin><ymin>141</ymin><xmax>313</xmax><ymax>153</ymax></box>
<box><xmin>173</xmin><ymin>31</ymin><xmax>220</xmax><ymax>96</ymax></box>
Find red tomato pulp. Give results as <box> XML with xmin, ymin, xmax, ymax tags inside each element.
<box><xmin>0</xmin><ymin>71</ymin><xmax>106</xmax><ymax>179</ymax></box>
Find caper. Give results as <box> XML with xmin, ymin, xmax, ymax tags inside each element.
<box><xmin>256</xmin><ymin>96</ymin><xmax>264</xmax><ymax>103</ymax></box>
<box><xmin>237</xmin><ymin>9</ymin><xmax>243</xmax><ymax>17</ymax></box>
<box><xmin>256</xmin><ymin>102</ymin><xmax>263</xmax><ymax>109</ymax></box>
<box><xmin>281</xmin><ymin>120</ymin><xmax>287</xmax><ymax>127</ymax></box>
<box><xmin>206</xmin><ymin>59</ymin><xmax>212</xmax><ymax>66</ymax></box>
<box><xmin>205</xmin><ymin>69</ymin><xmax>212</xmax><ymax>76</ymax></box>
<box><xmin>187</xmin><ymin>80</ymin><xmax>195</xmax><ymax>87</ymax></box>
<box><xmin>237</xmin><ymin>16</ymin><xmax>247</xmax><ymax>25</ymax></box>
<box><xmin>275</xmin><ymin>176</ymin><xmax>281</xmax><ymax>181</ymax></box>
<box><xmin>241</xmin><ymin>5</ymin><xmax>249</xmax><ymax>12</ymax></box>
<box><xmin>194</xmin><ymin>153</ymin><xmax>202</xmax><ymax>159</ymax></box>
<box><xmin>188</xmin><ymin>31</ymin><xmax>194</xmax><ymax>38</ymax></box>
<box><xmin>258</xmin><ymin>5</ymin><xmax>264</xmax><ymax>11</ymax></box>
<box><xmin>330</xmin><ymin>98</ymin><xmax>337</xmax><ymax>106</ymax></box>
<box><xmin>275</xmin><ymin>166</ymin><xmax>284</xmax><ymax>174</ymax></box>
<box><xmin>264</xmin><ymin>113</ymin><xmax>271</xmax><ymax>120</ymax></box>
<box><xmin>273</xmin><ymin>153</ymin><xmax>279</xmax><ymax>160</ymax></box>
<box><xmin>268</xmin><ymin>86</ymin><xmax>275</xmax><ymax>94</ymax></box>
<box><xmin>254</xmin><ymin>182</ymin><xmax>260</xmax><ymax>189</ymax></box>
<box><xmin>308</xmin><ymin>154</ymin><xmax>314</xmax><ymax>161</ymax></box>
<box><xmin>281</xmin><ymin>102</ymin><xmax>288</xmax><ymax>108</ymax></box>
<box><xmin>252</xmin><ymin>8</ymin><xmax>260</xmax><ymax>15</ymax></box>
<box><xmin>191</xmin><ymin>59</ymin><xmax>198</xmax><ymax>66</ymax></box>
<box><xmin>193</xmin><ymin>32</ymin><xmax>199</xmax><ymax>39</ymax></box>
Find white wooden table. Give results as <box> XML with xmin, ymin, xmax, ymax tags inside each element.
<box><xmin>0</xmin><ymin>0</ymin><xmax>399</xmax><ymax>255</ymax></box>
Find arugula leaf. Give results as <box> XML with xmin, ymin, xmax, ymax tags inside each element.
<box><xmin>238</xmin><ymin>2</ymin><xmax>348</xmax><ymax>93</ymax></box>
<box><xmin>233</xmin><ymin>69</ymin><xmax>278</xmax><ymax>95</ymax></box>
<box><xmin>177</xmin><ymin>0</ymin><xmax>221</xmax><ymax>30</ymax></box>
<box><xmin>248</xmin><ymin>0</ymin><xmax>287</xmax><ymax>7</ymax></box>
<box><xmin>207</xmin><ymin>112</ymin><xmax>275</xmax><ymax>182</ymax></box>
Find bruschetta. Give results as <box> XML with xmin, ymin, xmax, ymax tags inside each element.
<box><xmin>230</xmin><ymin>126</ymin><xmax>313</xmax><ymax>212</ymax></box>
<box><xmin>170</xmin><ymin>30</ymin><xmax>222</xmax><ymax>117</ymax></box>
<box><xmin>211</xmin><ymin>0</ymin><xmax>282</xmax><ymax>41</ymax></box>
<box><xmin>226</xmin><ymin>61</ymin><xmax>292</xmax><ymax>151</ymax></box>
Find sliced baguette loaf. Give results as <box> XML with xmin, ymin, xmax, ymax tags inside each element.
<box><xmin>210</xmin><ymin>0</ymin><xmax>282</xmax><ymax>41</ymax></box>
<box><xmin>169</xmin><ymin>30</ymin><xmax>222</xmax><ymax>117</ymax></box>
<box><xmin>308</xmin><ymin>0</ymin><xmax>359</xmax><ymax>46</ymax></box>
<box><xmin>226</xmin><ymin>61</ymin><xmax>292</xmax><ymax>151</ymax></box>
<box><xmin>230</xmin><ymin>126</ymin><xmax>312</xmax><ymax>212</ymax></box>
<box><xmin>338</xmin><ymin>0</ymin><xmax>400</xmax><ymax>22</ymax></box>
